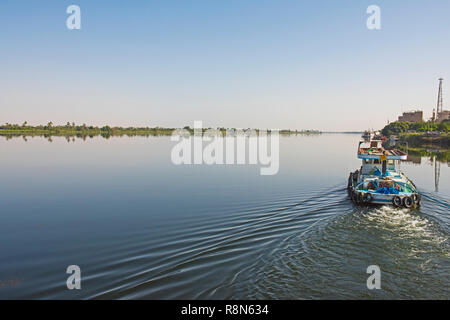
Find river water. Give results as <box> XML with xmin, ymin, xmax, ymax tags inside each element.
<box><xmin>0</xmin><ymin>133</ymin><xmax>448</xmax><ymax>299</ymax></box>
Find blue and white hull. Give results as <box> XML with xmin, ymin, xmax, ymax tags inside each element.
<box><xmin>347</xmin><ymin>171</ymin><xmax>421</xmax><ymax>208</ymax></box>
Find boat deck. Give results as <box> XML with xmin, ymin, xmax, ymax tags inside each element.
<box><xmin>358</xmin><ymin>148</ymin><xmax>406</xmax><ymax>156</ymax></box>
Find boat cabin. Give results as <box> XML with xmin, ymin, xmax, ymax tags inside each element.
<box><xmin>357</xmin><ymin>140</ymin><xmax>407</xmax><ymax>177</ymax></box>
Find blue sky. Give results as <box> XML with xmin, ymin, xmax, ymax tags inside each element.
<box><xmin>1</xmin><ymin>0</ymin><xmax>449</xmax><ymax>131</ymax></box>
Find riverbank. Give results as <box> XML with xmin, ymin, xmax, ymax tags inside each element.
<box><xmin>381</xmin><ymin>120</ymin><xmax>450</xmax><ymax>148</ymax></box>
<box><xmin>0</xmin><ymin>123</ymin><xmax>321</xmax><ymax>140</ymax></box>
<box><xmin>0</xmin><ymin>126</ymin><xmax>175</xmax><ymax>138</ymax></box>
<box><xmin>400</xmin><ymin>133</ymin><xmax>450</xmax><ymax>148</ymax></box>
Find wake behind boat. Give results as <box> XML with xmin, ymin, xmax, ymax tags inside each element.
<box><xmin>347</xmin><ymin>140</ymin><xmax>421</xmax><ymax>208</ymax></box>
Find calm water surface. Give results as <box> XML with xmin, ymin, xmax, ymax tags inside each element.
<box><xmin>0</xmin><ymin>134</ymin><xmax>449</xmax><ymax>299</ymax></box>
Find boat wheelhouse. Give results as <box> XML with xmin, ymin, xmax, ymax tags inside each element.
<box><xmin>361</xmin><ymin>130</ymin><xmax>373</xmax><ymax>141</ymax></box>
<box><xmin>347</xmin><ymin>140</ymin><xmax>421</xmax><ymax>208</ymax></box>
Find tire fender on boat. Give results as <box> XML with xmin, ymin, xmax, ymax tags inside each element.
<box><xmin>357</xmin><ymin>192</ymin><xmax>364</xmax><ymax>204</ymax></box>
<box><xmin>351</xmin><ymin>191</ymin><xmax>358</xmax><ymax>202</ymax></box>
<box><xmin>403</xmin><ymin>196</ymin><xmax>413</xmax><ymax>208</ymax></box>
<box><xmin>412</xmin><ymin>193</ymin><xmax>421</xmax><ymax>205</ymax></box>
<box><xmin>365</xmin><ymin>193</ymin><xmax>374</xmax><ymax>203</ymax></box>
<box><xmin>393</xmin><ymin>196</ymin><xmax>402</xmax><ymax>207</ymax></box>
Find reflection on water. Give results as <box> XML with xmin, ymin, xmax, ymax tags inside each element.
<box><xmin>407</xmin><ymin>148</ymin><xmax>450</xmax><ymax>192</ymax></box>
<box><xmin>0</xmin><ymin>134</ymin><xmax>448</xmax><ymax>299</ymax></box>
<box><xmin>435</xmin><ymin>159</ymin><xmax>441</xmax><ymax>192</ymax></box>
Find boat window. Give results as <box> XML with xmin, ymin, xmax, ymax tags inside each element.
<box><xmin>374</xmin><ymin>159</ymin><xmax>380</xmax><ymax>164</ymax></box>
<box><xmin>388</xmin><ymin>160</ymin><xmax>394</xmax><ymax>165</ymax></box>
<box><xmin>363</xmin><ymin>159</ymin><xmax>371</xmax><ymax>164</ymax></box>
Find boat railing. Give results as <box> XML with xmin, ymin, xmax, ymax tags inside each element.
<box><xmin>392</xmin><ymin>141</ymin><xmax>408</xmax><ymax>155</ymax></box>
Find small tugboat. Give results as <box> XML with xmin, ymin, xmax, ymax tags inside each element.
<box><xmin>347</xmin><ymin>140</ymin><xmax>421</xmax><ymax>208</ymax></box>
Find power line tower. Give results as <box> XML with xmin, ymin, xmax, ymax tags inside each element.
<box><xmin>437</xmin><ymin>78</ymin><xmax>444</xmax><ymax>118</ymax></box>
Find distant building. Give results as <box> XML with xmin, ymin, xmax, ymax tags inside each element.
<box><xmin>436</xmin><ymin>110</ymin><xmax>450</xmax><ymax>123</ymax></box>
<box><xmin>398</xmin><ymin>110</ymin><xmax>423</xmax><ymax>123</ymax></box>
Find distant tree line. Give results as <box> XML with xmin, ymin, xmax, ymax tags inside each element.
<box><xmin>0</xmin><ymin>122</ymin><xmax>176</xmax><ymax>139</ymax></box>
<box><xmin>0</xmin><ymin>122</ymin><xmax>321</xmax><ymax>140</ymax></box>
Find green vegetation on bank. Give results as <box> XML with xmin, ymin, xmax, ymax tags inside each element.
<box><xmin>0</xmin><ymin>122</ymin><xmax>321</xmax><ymax>140</ymax></box>
<box><xmin>401</xmin><ymin>132</ymin><xmax>450</xmax><ymax>148</ymax></box>
<box><xmin>0</xmin><ymin>122</ymin><xmax>175</xmax><ymax>139</ymax></box>
<box><xmin>381</xmin><ymin>120</ymin><xmax>450</xmax><ymax>136</ymax></box>
<box><xmin>381</xmin><ymin>120</ymin><xmax>450</xmax><ymax>148</ymax></box>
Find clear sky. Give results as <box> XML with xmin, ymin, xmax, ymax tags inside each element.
<box><xmin>1</xmin><ymin>0</ymin><xmax>449</xmax><ymax>131</ymax></box>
